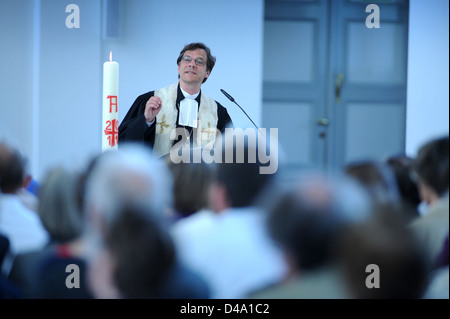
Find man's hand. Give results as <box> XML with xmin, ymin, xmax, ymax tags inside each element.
<box><xmin>144</xmin><ymin>96</ymin><xmax>162</xmax><ymax>123</ymax></box>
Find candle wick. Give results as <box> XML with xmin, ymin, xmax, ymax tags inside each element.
<box><xmin>109</xmin><ymin>51</ymin><xmax>112</xmax><ymax>62</ymax></box>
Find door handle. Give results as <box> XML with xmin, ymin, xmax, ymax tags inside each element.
<box><xmin>335</xmin><ymin>73</ymin><xmax>344</xmax><ymax>103</ymax></box>
<box><xmin>317</xmin><ymin>118</ymin><xmax>329</xmax><ymax>126</ymax></box>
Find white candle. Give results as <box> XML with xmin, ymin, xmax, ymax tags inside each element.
<box><xmin>102</xmin><ymin>51</ymin><xmax>119</xmax><ymax>151</ymax></box>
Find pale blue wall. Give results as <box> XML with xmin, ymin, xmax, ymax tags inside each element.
<box><xmin>0</xmin><ymin>0</ymin><xmax>36</xmax><ymax>169</ymax></box>
<box><xmin>406</xmin><ymin>0</ymin><xmax>449</xmax><ymax>156</ymax></box>
<box><xmin>38</xmin><ymin>0</ymin><xmax>102</xmax><ymax>179</ymax></box>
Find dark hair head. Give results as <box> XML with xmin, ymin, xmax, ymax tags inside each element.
<box><xmin>105</xmin><ymin>202</ymin><xmax>176</xmax><ymax>299</ymax></box>
<box><xmin>267</xmin><ymin>176</ymin><xmax>357</xmax><ymax>271</ymax></box>
<box><xmin>0</xmin><ymin>142</ymin><xmax>26</xmax><ymax>193</ymax></box>
<box><xmin>177</xmin><ymin>42</ymin><xmax>216</xmax><ymax>83</ymax></box>
<box><xmin>344</xmin><ymin>160</ymin><xmax>400</xmax><ymax>207</ymax></box>
<box><xmin>386</xmin><ymin>155</ymin><xmax>421</xmax><ymax>221</ymax></box>
<box><xmin>166</xmin><ymin>158</ymin><xmax>215</xmax><ymax>217</ymax></box>
<box><xmin>215</xmin><ymin>134</ymin><xmax>276</xmax><ymax>207</ymax></box>
<box><xmin>268</xmin><ymin>192</ymin><xmax>342</xmax><ymax>270</ymax></box>
<box><xmin>414</xmin><ymin>135</ymin><xmax>449</xmax><ymax>197</ymax></box>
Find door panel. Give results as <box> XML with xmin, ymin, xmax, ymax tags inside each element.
<box><xmin>263</xmin><ymin>0</ymin><xmax>330</xmax><ymax>174</ymax></box>
<box><xmin>263</xmin><ymin>0</ymin><xmax>409</xmax><ymax>176</ymax></box>
<box><xmin>329</xmin><ymin>0</ymin><xmax>409</xmax><ymax>169</ymax></box>
<box><xmin>264</xmin><ymin>20</ymin><xmax>316</xmax><ymax>83</ymax></box>
<box><xmin>263</xmin><ymin>101</ymin><xmax>314</xmax><ymax>165</ymax></box>
<box><xmin>344</xmin><ymin>103</ymin><xmax>406</xmax><ymax>162</ymax></box>
<box><xmin>346</xmin><ymin>22</ymin><xmax>407</xmax><ymax>85</ymax></box>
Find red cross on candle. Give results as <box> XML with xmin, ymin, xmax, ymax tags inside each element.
<box><xmin>104</xmin><ymin>118</ymin><xmax>119</xmax><ymax>147</ymax></box>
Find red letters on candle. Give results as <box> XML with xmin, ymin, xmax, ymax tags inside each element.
<box><xmin>107</xmin><ymin>95</ymin><xmax>118</xmax><ymax>113</ymax></box>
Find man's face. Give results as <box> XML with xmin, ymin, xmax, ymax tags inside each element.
<box><xmin>178</xmin><ymin>48</ymin><xmax>210</xmax><ymax>86</ymax></box>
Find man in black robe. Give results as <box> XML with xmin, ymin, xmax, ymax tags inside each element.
<box><xmin>118</xmin><ymin>42</ymin><xmax>233</xmax><ymax>156</ymax></box>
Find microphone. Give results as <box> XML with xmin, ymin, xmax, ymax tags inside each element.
<box><xmin>220</xmin><ymin>89</ymin><xmax>261</xmax><ymax>133</ymax></box>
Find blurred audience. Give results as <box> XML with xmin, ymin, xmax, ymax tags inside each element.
<box><xmin>83</xmin><ymin>143</ymin><xmax>210</xmax><ymax>299</ymax></box>
<box><xmin>8</xmin><ymin>166</ymin><xmax>89</xmax><ymax>298</ymax></box>
<box><xmin>164</xmin><ymin>150</ymin><xmax>215</xmax><ymax>221</ymax></box>
<box><xmin>250</xmin><ymin>173</ymin><xmax>371</xmax><ymax>299</ymax></box>
<box><xmin>0</xmin><ymin>272</ymin><xmax>22</xmax><ymax>299</ymax></box>
<box><xmin>344</xmin><ymin>159</ymin><xmax>400</xmax><ymax>208</ymax></box>
<box><xmin>343</xmin><ymin>159</ymin><xmax>419</xmax><ymax>224</ymax></box>
<box><xmin>0</xmin><ymin>233</ymin><xmax>9</xmax><ymax>269</ymax></box>
<box><xmin>337</xmin><ymin>206</ymin><xmax>429</xmax><ymax>299</ymax></box>
<box><xmin>423</xmin><ymin>233</ymin><xmax>449</xmax><ymax>299</ymax></box>
<box><xmin>386</xmin><ymin>154</ymin><xmax>421</xmax><ymax>221</ymax></box>
<box><xmin>172</xmin><ymin>134</ymin><xmax>288</xmax><ymax>299</ymax></box>
<box><xmin>1</xmin><ymin>133</ymin><xmax>447</xmax><ymax>299</ymax></box>
<box><xmin>434</xmin><ymin>233</ymin><xmax>449</xmax><ymax>270</ymax></box>
<box><xmin>0</xmin><ymin>141</ymin><xmax>49</xmax><ymax>271</ymax></box>
<box><xmin>409</xmin><ymin>135</ymin><xmax>449</xmax><ymax>266</ymax></box>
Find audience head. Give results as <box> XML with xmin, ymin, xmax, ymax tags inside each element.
<box><xmin>337</xmin><ymin>206</ymin><xmax>429</xmax><ymax>298</ymax></box>
<box><xmin>267</xmin><ymin>173</ymin><xmax>371</xmax><ymax>272</ymax></box>
<box><xmin>386</xmin><ymin>155</ymin><xmax>421</xmax><ymax>210</ymax></box>
<box><xmin>344</xmin><ymin>160</ymin><xmax>401</xmax><ymax>208</ymax></box>
<box><xmin>0</xmin><ymin>141</ymin><xmax>27</xmax><ymax>194</ymax></box>
<box><xmin>84</xmin><ymin>143</ymin><xmax>173</xmax><ymax>231</ymax></box>
<box><xmin>75</xmin><ymin>152</ymin><xmax>104</xmax><ymax>212</ymax></box>
<box><xmin>210</xmin><ymin>131</ymin><xmax>277</xmax><ymax>211</ymax></box>
<box><xmin>83</xmin><ymin>143</ymin><xmax>173</xmax><ymax>263</ymax></box>
<box><xmin>413</xmin><ymin>135</ymin><xmax>449</xmax><ymax>204</ymax></box>
<box><xmin>37</xmin><ymin>167</ymin><xmax>83</xmax><ymax>242</ymax></box>
<box><xmin>165</xmin><ymin>154</ymin><xmax>215</xmax><ymax>218</ymax></box>
<box><xmin>88</xmin><ymin>201</ymin><xmax>175</xmax><ymax>299</ymax></box>
<box><xmin>82</xmin><ymin>143</ymin><xmax>175</xmax><ymax>298</ymax></box>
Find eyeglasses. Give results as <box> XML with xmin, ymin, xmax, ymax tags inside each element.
<box><xmin>182</xmin><ymin>55</ymin><xmax>206</xmax><ymax>66</ymax></box>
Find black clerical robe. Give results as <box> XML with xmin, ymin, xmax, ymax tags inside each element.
<box><xmin>118</xmin><ymin>83</ymin><xmax>233</xmax><ymax>153</ymax></box>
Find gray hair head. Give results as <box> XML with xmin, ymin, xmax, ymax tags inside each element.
<box><xmin>83</xmin><ymin>143</ymin><xmax>173</xmax><ymax>259</ymax></box>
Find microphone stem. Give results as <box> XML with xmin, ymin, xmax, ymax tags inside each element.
<box><xmin>233</xmin><ymin>101</ymin><xmax>264</xmax><ymax>136</ymax></box>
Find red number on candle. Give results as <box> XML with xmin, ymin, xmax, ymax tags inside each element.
<box><xmin>104</xmin><ymin>119</ymin><xmax>119</xmax><ymax>147</ymax></box>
